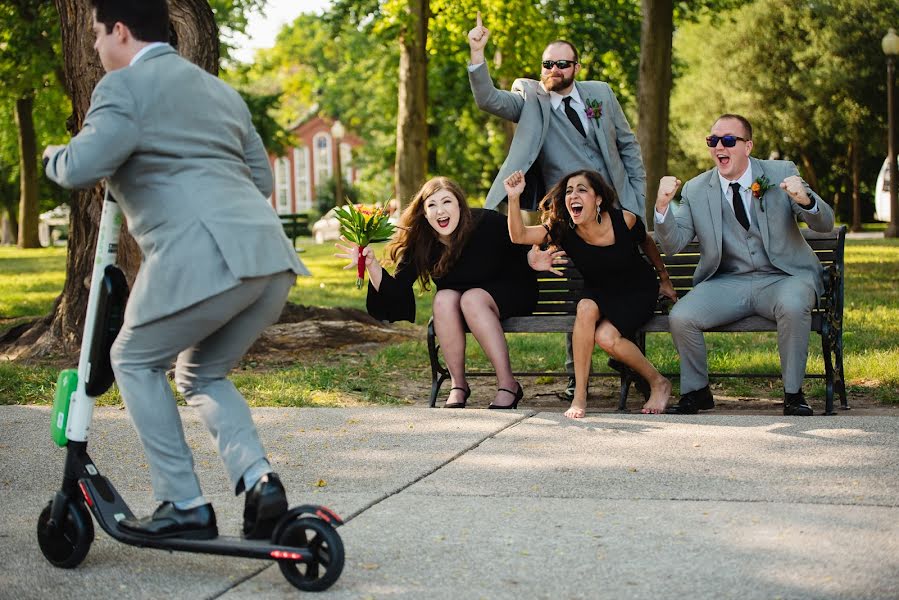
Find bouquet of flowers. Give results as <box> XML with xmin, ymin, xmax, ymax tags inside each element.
<box><xmin>334</xmin><ymin>203</ymin><xmax>396</xmax><ymax>288</ymax></box>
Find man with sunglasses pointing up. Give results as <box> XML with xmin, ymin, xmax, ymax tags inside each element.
<box><xmin>654</xmin><ymin>114</ymin><xmax>834</xmax><ymax>416</ymax></box>
<box><xmin>467</xmin><ymin>11</ymin><xmax>647</xmax><ymax>402</ymax></box>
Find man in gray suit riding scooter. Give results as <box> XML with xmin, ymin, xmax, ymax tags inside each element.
<box><xmin>467</xmin><ymin>11</ymin><xmax>647</xmax><ymax>401</ymax></box>
<box><xmin>44</xmin><ymin>0</ymin><xmax>307</xmax><ymax>540</ymax></box>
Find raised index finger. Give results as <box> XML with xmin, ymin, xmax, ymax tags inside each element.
<box><xmin>476</xmin><ymin>10</ymin><xmax>482</xmax><ymax>27</ymax></box>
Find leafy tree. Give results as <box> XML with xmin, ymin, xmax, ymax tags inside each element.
<box><xmin>0</xmin><ymin>0</ymin><xmax>66</xmax><ymax>247</ymax></box>
<box><xmin>669</xmin><ymin>0</ymin><xmax>899</xmax><ymax>226</ymax></box>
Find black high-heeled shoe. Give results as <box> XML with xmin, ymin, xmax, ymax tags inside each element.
<box><xmin>488</xmin><ymin>382</ymin><xmax>523</xmax><ymax>409</ymax></box>
<box><xmin>444</xmin><ymin>386</ymin><xmax>471</xmax><ymax>408</ymax></box>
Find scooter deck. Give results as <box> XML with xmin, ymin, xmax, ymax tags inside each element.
<box><xmin>79</xmin><ymin>477</ymin><xmax>314</xmax><ymax>561</ymax></box>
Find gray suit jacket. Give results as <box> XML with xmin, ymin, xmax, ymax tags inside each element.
<box><xmin>655</xmin><ymin>158</ymin><xmax>835</xmax><ymax>297</ymax></box>
<box><xmin>469</xmin><ymin>62</ymin><xmax>646</xmax><ymax>215</ymax></box>
<box><xmin>46</xmin><ymin>45</ymin><xmax>306</xmax><ymax>326</ymax></box>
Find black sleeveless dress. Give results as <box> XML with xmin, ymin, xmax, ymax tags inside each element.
<box><xmin>367</xmin><ymin>209</ymin><xmax>538</xmax><ymax>322</ymax></box>
<box><xmin>559</xmin><ymin>209</ymin><xmax>658</xmax><ymax>338</ymax></box>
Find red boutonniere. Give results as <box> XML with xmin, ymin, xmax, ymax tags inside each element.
<box><xmin>750</xmin><ymin>175</ymin><xmax>774</xmax><ymax>212</ymax></box>
<box><xmin>585</xmin><ymin>98</ymin><xmax>602</xmax><ymax>121</ymax></box>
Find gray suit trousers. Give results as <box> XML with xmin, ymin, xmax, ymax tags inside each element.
<box><xmin>668</xmin><ymin>273</ymin><xmax>815</xmax><ymax>395</ymax></box>
<box><xmin>110</xmin><ymin>271</ymin><xmax>296</xmax><ymax>502</ymax></box>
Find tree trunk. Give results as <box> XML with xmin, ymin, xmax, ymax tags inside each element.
<box><xmin>394</xmin><ymin>0</ymin><xmax>429</xmax><ymax>207</ymax></box>
<box><xmin>15</xmin><ymin>94</ymin><xmax>41</xmax><ymax>249</ymax></box>
<box><xmin>636</xmin><ymin>0</ymin><xmax>673</xmax><ymax>227</ymax></box>
<box><xmin>2</xmin><ymin>0</ymin><xmax>218</xmax><ymax>359</ymax></box>
<box><xmin>799</xmin><ymin>151</ymin><xmax>821</xmax><ymax>196</ymax></box>
<box><xmin>850</xmin><ymin>138</ymin><xmax>862</xmax><ymax>232</ymax></box>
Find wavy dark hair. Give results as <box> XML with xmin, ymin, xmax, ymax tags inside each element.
<box><xmin>538</xmin><ymin>170</ymin><xmax>620</xmax><ymax>246</ymax></box>
<box><xmin>386</xmin><ymin>176</ymin><xmax>476</xmax><ymax>290</ymax></box>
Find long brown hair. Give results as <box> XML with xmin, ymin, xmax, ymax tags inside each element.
<box><xmin>539</xmin><ymin>169</ymin><xmax>620</xmax><ymax>245</ymax></box>
<box><xmin>387</xmin><ymin>176</ymin><xmax>476</xmax><ymax>290</ymax></box>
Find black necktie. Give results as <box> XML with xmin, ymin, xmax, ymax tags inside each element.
<box><xmin>730</xmin><ymin>182</ymin><xmax>749</xmax><ymax>230</ymax></box>
<box><xmin>563</xmin><ymin>97</ymin><xmax>586</xmax><ymax>138</ymax></box>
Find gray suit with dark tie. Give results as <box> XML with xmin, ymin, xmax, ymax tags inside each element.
<box><xmin>45</xmin><ymin>45</ymin><xmax>306</xmax><ymax>502</ymax></box>
<box><xmin>469</xmin><ymin>62</ymin><xmax>646</xmax><ymax>216</ymax></box>
<box><xmin>655</xmin><ymin>158</ymin><xmax>835</xmax><ymax>395</ymax></box>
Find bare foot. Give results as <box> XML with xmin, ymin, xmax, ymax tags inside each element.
<box><xmin>564</xmin><ymin>399</ymin><xmax>587</xmax><ymax>419</ymax></box>
<box><xmin>641</xmin><ymin>378</ymin><xmax>672</xmax><ymax>414</ymax></box>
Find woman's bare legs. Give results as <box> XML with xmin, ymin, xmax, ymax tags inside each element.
<box><xmin>595</xmin><ymin>321</ymin><xmax>671</xmax><ymax>414</ymax></box>
<box><xmin>459</xmin><ymin>289</ymin><xmax>518</xmax><ymax>407</ymax></box>
<box><xmin>433</xmin><ymin>290</ymin><xmax>469</xmax><ymax>407</ymax></box>
<box><xmin>567</xmin><ymin>299</ymin><xmax>600</xmax><ymax>419</ymax></box>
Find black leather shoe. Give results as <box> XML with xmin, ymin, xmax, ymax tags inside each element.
<box><xmin>666</xmin><ymin>386</ymin><xmax>715</xmax><ymax>414</ymax></box>
<box><xmin>784</xmin><ymin>390</ymin><xmax>813</xmax><ymax>416</ymax></box>
<box><xmin>561</xmin><ymin>377</ymin><xmax>577</xmax><ymax>402</ymax></box>
<box><xmin>607</xmin><ymin>358</ymin><xmax>651</xmax><ymax>401</ymax></box>
<box><xmin>243</xmin><ymin>473</ymin><xmax>288</xmax><ymax>540</ymax></box>
<box><xmin>120</xmin><ymin>502</ymin><xmax>218</xmax><ymax>540</ymax></box>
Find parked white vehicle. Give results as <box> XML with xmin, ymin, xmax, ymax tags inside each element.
<box><xmin>311</xmin><ymin>208</ymin><xmax>341</xmax><ymax>244</ymax></box>
<box><xmin>874</xmin><ymin>156</ymin><xmax>898</xmax><ymax>222</ymax></box>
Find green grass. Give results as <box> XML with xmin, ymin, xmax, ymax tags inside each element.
<box><xmin>1</xmin><ymin>236</ymin><xmax>898</xmax><ymax>406</ymax></box>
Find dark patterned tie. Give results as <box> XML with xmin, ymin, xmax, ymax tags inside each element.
<box><xmin>563</xmin><ymin>97</ymin><xmax>586</xmax><ymax>138</ymax></box>
<box><xmin>730</xmin><ymin>182</ymin><xmax>749</xmax><ymax>230</ymax></box>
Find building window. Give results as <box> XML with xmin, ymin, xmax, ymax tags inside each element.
<box><xmin>313</xmin><ymin>133</ymin><xmax>332</xmax><ymax>190</ymax></box>
<box><xmin>293</xmin><ymin>146</ymin><xmax>311</xmax><ymax>210</ymax></box>
<box><xmin>339</xmin><ymin>142</ymin><xmax>353</xmax><ymax>184</ymax></box>
<box><xmin>275</xmin><ymin>157</ymin><xmax>290</xmax><ymax>214</ymax></box>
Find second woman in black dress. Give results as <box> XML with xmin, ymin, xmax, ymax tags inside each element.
<box><xmin>504</xmin><ymin>169</ymin><xmax>678</xmax><ymax>418</ymax></box>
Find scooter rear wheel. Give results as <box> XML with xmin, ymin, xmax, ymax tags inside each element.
<box><xmin>276</xmin><ymin>516</ymin><xmax>344</xmax><ymax>592</ymax></box>
<box><xmin>37</xmin><ymin>499</ymin><xmax>94</xmax><ymax>568</ymax></box>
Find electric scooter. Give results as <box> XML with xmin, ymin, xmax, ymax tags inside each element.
<box><xmin>36</xmin><ymin>188</ymin><xmax>345</xmax><ymax>592</ymax></box>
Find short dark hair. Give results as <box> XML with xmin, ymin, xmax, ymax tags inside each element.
<box><xmin>91</xmin><ymin>0</ymin><xmax>170</xmax><ymax>43</ymax></box>
<box><xmin>716</xmin><ymin>114</ymin><xmax>753</xmax><ymax>140</ymax></box>
<box><xmin>544</xmin><ymin>40</ymin><xmax>579</xmax><ymax>65</ymax></box>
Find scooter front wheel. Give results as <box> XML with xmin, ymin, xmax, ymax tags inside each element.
<box><xmin>37</xmin><ymin>499</ymin><xmax>94</xmax><ymax>568</ymax></box>
<box><xmin>276</xmin><ymin>516</ymin><xmax>344</xmax><ymax>592</ymax></box>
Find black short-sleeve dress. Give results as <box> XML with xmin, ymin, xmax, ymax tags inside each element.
<box><xmin>367</xmin><ymin>209</ymin><xmax>538</xmax><ymax>323</ymax></box>
<box><xmin>558</xmin><ymin>208</ymin><xmax>659</xmax><ymax>338</ymax></box>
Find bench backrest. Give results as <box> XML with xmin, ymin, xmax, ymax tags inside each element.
<box><xmin>532</xmin><ymin>226</ymin><xmax>847</xmax><ymax>317</ymax></box>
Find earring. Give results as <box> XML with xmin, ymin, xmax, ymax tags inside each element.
<box><xmin>568</xmin><ymin>216</ymin><xmax>576</xmax><ymax>229</ymax></box>
<box><xmin>596</xmin><ymin>211</ymin><xmax>603</xmax><ymax>225</ymax></box>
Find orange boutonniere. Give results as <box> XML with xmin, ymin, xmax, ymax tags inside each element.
<box><xmin>751</xmin><ymin>175</ymin><xmax>774</xmax><ymax>212</ymax></box>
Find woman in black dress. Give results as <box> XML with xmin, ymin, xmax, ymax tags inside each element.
<box><xmin>336</xmin><ymin>176</ymin><xmax>555</xmax><ymax>409</ymax></box>
<box><xmin>504</xmin><ymin>169</ymin><xmax>677</xmax><ymax>418</ymax></box>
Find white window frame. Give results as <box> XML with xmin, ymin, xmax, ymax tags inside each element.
<box><xmin>293</xmin><ymin>146</ymin><xmax>312</xmax><ymax>211</ymax></box>
<box><xmin>339</xmin><ymin>142</ymin><xmax>353</xmax><ymax>184</ymax></box>
<box><xmin>275</xmin><ymin>156</ymin><xmax>291</xmax><ymax>214</ymax></box>
<box><xmin>313</xmin><ymin>132</ymin><xmax>332</xmax><ymax>190</ymax></box>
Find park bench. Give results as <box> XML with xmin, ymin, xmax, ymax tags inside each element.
<box><xmin>426</xmin><ymin>226</ymin><xmax>848</xmax><ymax>414</ymax></box>
<box><xmin>279</xmin><ymin>213</ymin><xmax>311</xmax><ymax>248</ymax></box>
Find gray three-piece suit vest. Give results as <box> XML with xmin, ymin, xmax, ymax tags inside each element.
<box><xmin>717</xmin><ymin>191</ymin><xmax>783</xmax><ymax>277</ymax></box>
<box><xmin>541</xmin><ymin>108</ymin><xmax>612</xmax><ymax>195</ymax></box>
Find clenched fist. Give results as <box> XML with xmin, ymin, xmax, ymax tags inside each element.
<box><xmin>655</xmin><ymin>175</ymin><xmax>682</xmax><ymax>214</ymax></box>
<box><xmin>779</xmin><ymin>175</ymin><xmax>812</xmax><ymax>207</ymax></box>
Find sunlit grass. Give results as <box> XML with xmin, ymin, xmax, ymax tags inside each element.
<box><xmin>1</xmin><ymin>237</ymin><xmax>897</xmax><ymax>405</ymax></box>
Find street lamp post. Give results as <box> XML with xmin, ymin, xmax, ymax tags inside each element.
<box><xmin>331</xmin><ymin>120</ymin><xmax>346</xmax><ymax>206</ymax></box>
<box><xmin>884</xmin><ymin>28</ymin><xmax>899</xmax><ymax>237</ymax></box>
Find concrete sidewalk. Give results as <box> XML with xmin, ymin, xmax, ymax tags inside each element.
<box><xmin>2</xmin><ymin>405</ymin><xmax>898</xmax><ymax>599</ymax></box>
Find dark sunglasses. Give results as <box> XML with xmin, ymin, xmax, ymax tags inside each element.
<box><xmin>542</xmin><ymin>59</ymin><xmax>577</xmax><ymax>70</ymax></box>
<box><xmin>705</xmin><ymin>135</ymin><xmax>747</xmax><ymax>148</ymax></box>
